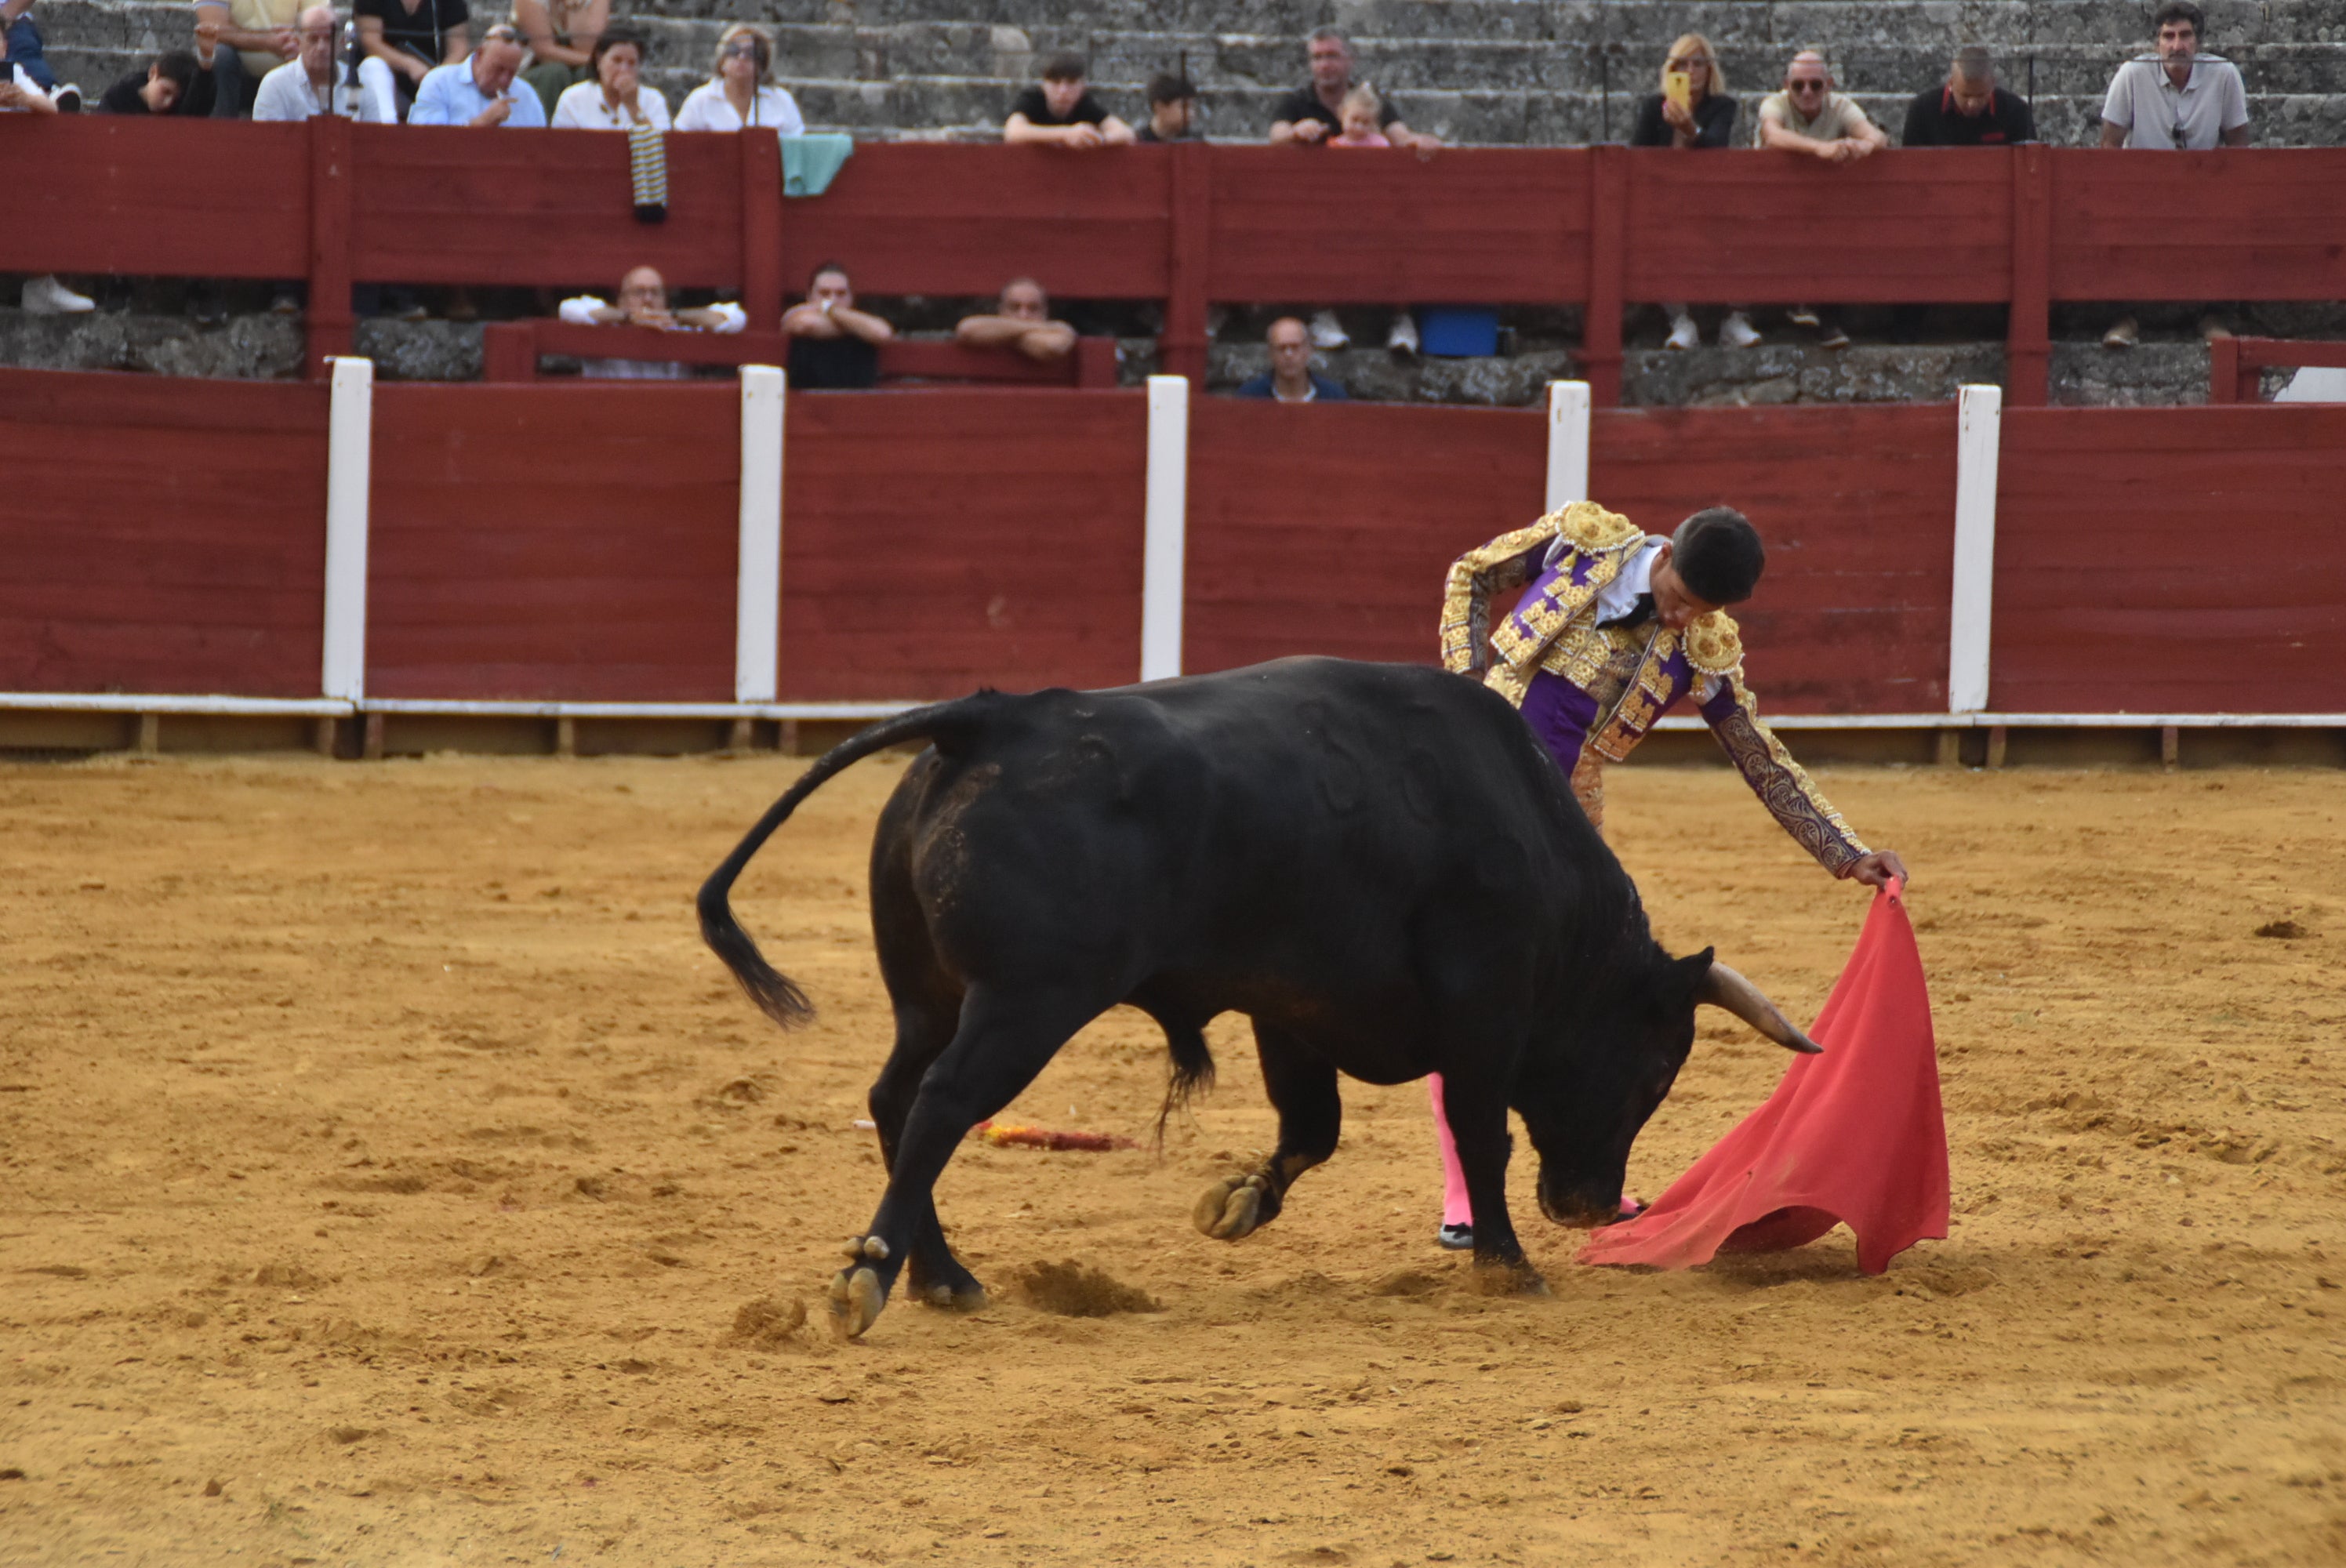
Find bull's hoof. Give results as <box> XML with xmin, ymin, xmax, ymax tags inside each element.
<box><xmin>921</xmin><ymin>1280</ymin><xmax>990</xmax><ymax>1313</ymax></box>
<box><xmin>1466</xmin><ymin>1258</ymin><xmax>1550</xmax><ymax>1298</ymax></box>
<box><xmin>1193</xmin><ymin>1173</ymin><xmax>1269</xmax><ymax>1241</ymax></box>
<box><xmin>829</xmin><ymin>1265</ymin><xmax>885</xmax><ymax>1338</ymax></box>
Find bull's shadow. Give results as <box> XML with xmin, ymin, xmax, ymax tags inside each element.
<box><xmin>699</xmin><ymin>659</ymin><xmax>1823</xmax><ymax>1338</ymax></box>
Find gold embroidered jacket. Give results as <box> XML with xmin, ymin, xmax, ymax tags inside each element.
<box><xmin>1438</xmin><ymin>501</ymin><xmax>1870</xmax><ymax>875</ymax></box>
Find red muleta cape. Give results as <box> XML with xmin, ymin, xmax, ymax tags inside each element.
<box><xmin>1578</xmin><ymin>881</ymin><xmax>1948</xmax><ymax>1275</ymax></box>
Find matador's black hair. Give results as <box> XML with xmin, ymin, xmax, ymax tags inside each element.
<box><xmin>1672</xmin><ymin>506</ymin><xmax>1765</xmax><ymax>605</ymax></box>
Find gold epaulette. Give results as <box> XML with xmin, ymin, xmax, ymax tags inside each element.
<box><xmin>1553</xmin><ymin>500</ymin><xmax>1644</xmax><ymax>554</ymax></box>
<box><xmin>1682</xmin><ymin>610</ymin><xmax>1743</xmax><ymax>674</ymax></box>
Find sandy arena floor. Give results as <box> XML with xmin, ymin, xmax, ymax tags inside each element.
<box><xmin>2</xmin><ymin>750</ymin><xmax>2341</xmax><ymax>1567</ymax></box>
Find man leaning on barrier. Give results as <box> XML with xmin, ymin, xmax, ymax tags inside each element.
<box><xmin>2098</xmin><ymin>2</ymin><xmax>2249</xmax><ymax>350</ymax></box>
<box><xmin>558</xmin><ymin>265</ymin><xmax>746</xmax><ymax>380</ymax></box>
<box><xmin>1754</xmin><ymin>51</ymin><xmax>1885</xmax><ymax>350</ymax></box>
<box><xmin>1900</xmin><ymin>45</ymin><xmax>2033</xmax><ymax>147</ymax></box>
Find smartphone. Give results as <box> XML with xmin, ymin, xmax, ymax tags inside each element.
<box><xmin>1664</xmin><ymin>70</ymin><xmax>1692</xmax><ymax>111</ymax></box>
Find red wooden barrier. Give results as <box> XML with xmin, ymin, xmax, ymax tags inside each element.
<box><xmin>2049</xmin><ymin>151</ymin><xmax>2346</xmax><ymax>303</ymax></box>
<box><xmin>477</xmin><ymin>320</ymin><xmax>1120</xmax><ymax>387</ymax></box>
<box><xmin>365</xmin><ymin>383</ymin><xmax>740</xmax><ymax>701</ymax></box>
<box><xmin>1992</xmin><ymin>405</ymin><xmax>2346</xmax><ymax>713</ymax></box>
<box><xmin>2208</xmin><ymin>337</ymin><xmax>2346</xmax><ymax>403</ymax></box>
<box><xmin>1591</xmin><ymin>406</ymin><xmax>1958</xmax><ymax>714</ymax></box>
<box><xmin>1184</xmin><ymin>401</ymin><xmax>1545</xmax><ymax>673</ymax></box>
<box><xmin>0</xmin><ymin>368</ymin><xmax>329</xmax><ymax>695</ymax></box>
<box><xmin>776</xmin><ymin>391</ymin><xmax>1148</xmax><ymax>701</ymax></box>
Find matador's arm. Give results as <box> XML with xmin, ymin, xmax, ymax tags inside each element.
<box><xmin>1695</xmin><ymin>668</ymin><xmax>1871</xmax><ymax>877</ymax></box>
<box><xmin>1438</xmin><ymin>521</ymin><xmax>1556</xmax><ymax>676</ymax></box>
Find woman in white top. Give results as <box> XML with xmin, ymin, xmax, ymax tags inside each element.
<box><xmin>550</xmin><ymin>28</ymin><xmax>668</xmax><ymax>129</ymax></box>
<box><xmin>673</xmin><ymin>22</ymin><xmax>802</xmax><ymax>135</ymax></box>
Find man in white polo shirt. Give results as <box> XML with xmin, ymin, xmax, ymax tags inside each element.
<box><xmin>2097</xmin><ymin>2</ymin><xmax>2250</xmax><ymax>348</ymax></box>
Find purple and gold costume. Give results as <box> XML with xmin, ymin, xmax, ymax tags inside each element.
<box><xmin>1438</xmin><ymin>500</ymin><xmax>1868</xmax><ymax>874</ymax></box>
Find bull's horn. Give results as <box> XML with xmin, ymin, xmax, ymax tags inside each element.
<box><xmin>1698</xmin><ymin>962</ymin><xmax>1823</xmax><ymax>1054</ymax></box>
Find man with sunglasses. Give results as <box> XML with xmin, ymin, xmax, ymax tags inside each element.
<box><xmin>2097</xmin><ymin>3</ymin><xmax>2249</xmax><ymax>348</ymax></box>
<box><xmin>1755</xmin><ymin>52</ymin><xmax>1883</xmax><ymax>350</ymax></box>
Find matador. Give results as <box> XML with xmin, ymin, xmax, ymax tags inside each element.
<box><xmin>1425</xmin><ymin>499</ymin><xmax>1908</xmax><ymax>1249</ymax></box>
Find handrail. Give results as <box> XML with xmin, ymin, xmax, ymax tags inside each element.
<box><xmin>9</xmin><ymin>118</ymin><xmax>2346</xmax><ymax>407</ymax></box>
<box><xmin>478</xmin><ymin>320</ymin><xmax>1120</xmax><ymax>387</ymax></box>
<box><xmin>2209</xmin><ymin>337</ymin><xmax>2346</xmax><ymax>403</ymax></box>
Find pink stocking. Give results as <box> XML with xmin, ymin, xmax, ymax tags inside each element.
<box><xmin>1426</xmin><ymin>1073</ymin><xmax>1473</xmax><ymax>1228</ymax></box>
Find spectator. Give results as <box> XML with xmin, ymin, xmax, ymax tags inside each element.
<box><xmin>512</xmin><ymin>0</ymin><xmax>604</xmax><ymax>121</ymax></box>
<box><xmin>1234</xmin><ymin>317</ymin><xmax>1348</xmax><ymax>402</ymax></box>
<box><xmin>354</xmin><ymin>0</ymin><xmax>466</xmax><ymax>120</ymax></box>
<box><xmin>410</xmin><ymin>24</ymin><xmax>541</xmax><ymax>126</ymax></box>
<box><xmin>191</xmin><ymin>0</ymin><xmax>303</xmax><ymax>116</ymax></box>
<box><xmin>550</xmin><ymin>27</ymin><xmax>664</xmax><ymax>129</ymax></box>
<box><xmin>1901</xmin><ymin>45</ymin><xmax>2034</xmax><ymax>147</ymax></box>
<box><xmin>1004</xmin><ymin>53</ymin><xmax>1131</xmax><ymax>147</ymax></box>
<box><xmin>780</xmin><ymin>261</ymin><xmax>892</xmax><ymax>390</ymax></box>
<box><xmin>955</xmin><ymin>277</ymin><xmax>1076</xmax><ymax>362</ymax></box>
<box><xmin>1270</xmin><ymin>29</ymin><xmax>1433</xmax><ymax>354</ymax></box>
<box><xmin>96</xmin><ymin>49</ymin><xmax>201</xmax><ymax>114</ymax></box>
<box><xmin>1269</xmin><ymin>27</ymin><xmax>1434</xmax><ymax>150</ymax></box>
<box><xmin>1632</xmin><ymin>34</ymin><xmax>1753</xmax><ymax>350</ymax></box>
<box><xmin>1326</xmin><ymin>84</ymin><xmax>1389</xmax><ymax>147</ymax></box>
<box><xmin>252</xmin><ymin>7</ymin><xmax>392</xmax><ymax>121</ymax></box>
<box><xmin>2098</xmin><ymin>4</ymin><xmax>2249</xmax><ymax>348</ymax></box>
<box><xmin>2</xmin><ymin>0</ymin><xmax>67</xmax><ymax>99</ymax></box>
<box><xmin>1132</xmin><ymin>71</ymin><xmax>1196</xmax><ymax>143</ymax></box>
<box><xmin>558</xmin><ymin>265</ymin><xmax>746</xmax><ymax>379</ymax></box>
<box><xmin>1754</xmin><ymin>52</ymin><xmax>1884</xmax><ymax>349</ymax></box>
<box><xmin>674</xmin><ymin>24</ymin><xmax>801</xmax><ymax>135</ymax></box>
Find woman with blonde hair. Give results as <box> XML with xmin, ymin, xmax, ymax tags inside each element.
<box><xmin>674</xmin><ymin>21</ymin><xmax>803</xmax><ymax>134</ymax></box>
<box><xmin>1629</xmin><ymin>33</ymin><xmax>1757</xmax><ymax>351</ymax></box>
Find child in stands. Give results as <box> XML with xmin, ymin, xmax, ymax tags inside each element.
<box><xmin>1327</xmin><ymin>84</ymin><xmax>1389</xmax><ymax>147</ymax></box>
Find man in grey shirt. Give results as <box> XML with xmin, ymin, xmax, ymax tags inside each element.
<box><xmin>2100</xmin><ymin>2</ymin><xmax>2249</xmax><ymax>151</ymax></box>
<box><xmin>2098</xmin><ymin>2</ymin><xmax>2250</xmax><ymax>348</ymax></box>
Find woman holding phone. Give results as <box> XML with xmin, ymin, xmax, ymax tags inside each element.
<box><xmin>1629</xmin><ymin>34</ymin><xmax>1757</xmax><ymax>350</ymax></box>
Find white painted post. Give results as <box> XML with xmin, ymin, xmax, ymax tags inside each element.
<box><xmin>1543</xmin><ymin>379</ymin><xmax>1592</xmax><ymax>514</ymax></box>
<box><xmin>1948</xmin><ymin>383</ymin><xmax>2003</xmax><ymax>713</ymax></box>
<box><xmin>1140</xmin><ymin>375</ymin><xmax>1189</xmax><ymax>682</ymax></box>
<box><xmin>321</xmin><ymin>356</ymin><xmax>373</xmax><ymax>702</ymax></box>
<box><xmin>735</xmin><ymin>365</ymin><xmax>786</xmax><ymax>704</ymax></box>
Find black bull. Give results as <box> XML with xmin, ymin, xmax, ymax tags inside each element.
<box><xmin>699</xmin><ymin>657</ymin><xmax>1820</xmax><ymax>1338</ymax></box>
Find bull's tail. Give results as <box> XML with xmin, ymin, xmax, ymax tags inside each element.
<box><xmin>697</xmin><ymin>695</ymin><xmax>1000</xmax><ymax>1029</ymax></box>
<box><xmin>1154</xmin><ymin>1019</ymin><xmax>1218</xmax><ymax>1146</ymax></box>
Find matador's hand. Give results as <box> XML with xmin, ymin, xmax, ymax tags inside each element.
<box><xmin>1842</xmin><ymin>850</ymin><xmax>1909</xmax><ymax>889</ymax></box>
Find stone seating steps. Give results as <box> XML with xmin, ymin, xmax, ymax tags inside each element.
<box><xmin>30</xmin><ymin>0</ymin><xmax>2346</xmax><ymax>147</ymax></box>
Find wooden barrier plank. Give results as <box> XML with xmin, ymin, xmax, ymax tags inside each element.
<box><xmin>0</xmin><ymin>369</ymin><xmax>328</xmax><ymax>695</ymax></box>
<box><xmin>1992</xmin><ymin>406</ymin><xmax>2346</xmax><ymax>712</ymax></box>
<box><xmin>1185</xmin><ymin>401</ymin><xmax>1547</xmax><ymax>672</ymax></box>
<box><xmin>1591</xmin><ymin>405</ymin><xmax>1957</xmax><ymax>714</ymax></box>
<box><xmin>350</xmin><ymin>126</ymin><xmax>746</xmax><ymax>289</ymax></box>
<box><xmin>365</xmin><ymin>382</ymin><xmax>740</xmax><ymax>701</ymax></box>
<box><xmin>1625</xmin><ymin>151</ymin><xmax>2013</xmax><ymax>304</ymax></box>
<box><xmin>777</xmin><ymin>144</ymin><xmax>1173</xmax><ymax>299</ymax></box>
<box><xmin>777</xmin><ymin>391</ymin><xmax>1147</xmax><ymax>700</ymax></box>
<box><xmin>0</xmin><ymin>118</ymin><xmax>308</xmax><ymax>279</ymax></box>
<box><xmin>1207</xmin><ymin>147</ymin><xmax>1589</xmax><ymax>304</ymax></box>
<box><xmin>2049</xmin><ymin>149</ymin><xmax>2346</xmax><ymax>301</ymax></box>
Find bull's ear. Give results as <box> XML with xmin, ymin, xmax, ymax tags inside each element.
<box><xmin>1696</xmin><ymin>960</ymin><xmax>1824</xmax><ymax>1054</ymax></box>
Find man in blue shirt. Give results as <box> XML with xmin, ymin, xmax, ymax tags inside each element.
<box><xmin>410</xmin><ymin>22</ymin><xmax>540</xmax><ymax>125</ymax></box>
<box><xmin>1233</xmin><ymin>316</ymin><xmax>1349</xmax><ymax>403</ymax></box>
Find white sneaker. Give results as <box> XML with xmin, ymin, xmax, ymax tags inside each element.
<box><xmin>22</xmin><ymin>274</ymin><xmax>95</xmax><ymax>314</ymax></box>
<box><xmin>1786</xmin><ymin>304</ymin><xmax>1821</xmax><ymax>329</ymax></box>
<box><xmin>1665</xmin><ymin>312</ymin><xmax>1698</xmax><ymax>350</ymax></box>
<box><xmin>1719</xmin><ymin>310</ymin><xmax>1760</xmax><ymax>348</ymax></box>
<box><xmin>1308</xmin><ymin>308</ymin><xmax>1349</xmax><ymax>350</ymax></box>
<box><xmin>1385</xmin><ymin>311</ymin><xmax>1419</xmax><ymax>355</ymax></box>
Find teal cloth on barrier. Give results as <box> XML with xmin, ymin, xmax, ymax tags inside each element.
<box><xmin>781</xmin><ymin>134</ymin><xmax>856</xmax><ymax>198</ymax></box>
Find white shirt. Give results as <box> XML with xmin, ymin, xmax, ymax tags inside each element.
<box><xmin>557</xmin><ymin>295</ymin><xmax>747</xmax><ymax>379</ymax></box>
<box><xmin>1577</xmin><ymin>534</ymin><xmax>1662</xmax><ymax>626</ymax></box>
<box><xmin>673</xmin><ymin>80</ymin><xmax>804</xmax><ymax>136</ymax></box>
<box><xmin>551</xmin><ymin>78</ymin><xmax>672</xmax><ymax>131</ymax></box>
<box><xmin>2101</xmin><ymin>55</ymin><xmax>2249</xmax><ymax>150</ymax></box>
<box><xmin>250</xmin><ymin>58</ymin><xmax>394</xmax><ymax>124</ymax></box>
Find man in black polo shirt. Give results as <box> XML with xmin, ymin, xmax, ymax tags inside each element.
<box><xmin>1901</xmin><ymin>45</ymin><xmax>2035</xmax><ymax>146</ymax></box>
<box><xmin>1004</xmin><ymin>53</ymin><xmax>1133</xmax><ymax>147</ymax></box>
<box><xmin>782</xmin><ymin>263</ymin><xmax>894</xmax><ymax>390</ymax></box>
<box><xmin>1267</xmin><ymin>27</ymin><xmax>1436</xmax><ymax>150</ymax></box>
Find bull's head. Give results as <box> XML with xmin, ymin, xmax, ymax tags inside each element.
<box><xmin>1521</xmin><ymin>947</ymin><xmax>1819</xmax><ymax>1228</ymax></box>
